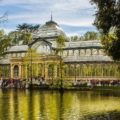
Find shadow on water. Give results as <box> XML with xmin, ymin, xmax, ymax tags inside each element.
<box><xmin>0</xmin><ymin>89</ymin><xmax>120</xmax><ymax>120</ymax></box>
<box><xmin>82</xmin><ymin>110</ymin><xmax>120</xmax><ymax>120</ymax></box>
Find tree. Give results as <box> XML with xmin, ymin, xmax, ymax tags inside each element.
<box><xmin>70</xmin><ymin>36</ymin><xmax>79</xmax><ymax>41</ymax></box>
<box><xmin>8</xmin><ymin>23</ymin><xmax>38</xmax><ymax>45</ymax></box>
<box><xmin>16</xmin><ymin>23</ymin><xmax>40</xmax><ymax>45</ymax></box>
<box><xmin>0</xmin><ymin>30</ymin><xmax>11</xmax><ymax>56</ymax></box>
<box><xmin>56</xmin><ymin>35</ymin><xmax>65</xmax><ymax>89</ymax></box>
<box><xmin>23</xmin><ymin>47</ymin><xmax>39</xmax><ymax>81</ymax></box>
<box><xmin>90</xmin><ymin>0</ymin><xmax>120</xmax><ymax>60</ymax></box>
<box><xmin>20</xmin><ymin>32</ymin><xmax>32</xmax><ymax>45</ymax></box>
<box><xmin>17</xmin><ymin>23</ymin><xmax>31</xmax><ymax>32</ymax></box>
<box><xmin>70</xmin><ymin>31</ymin><xmax>99</xmax><ymax>41</ymax></box>
<box><xmin>17</xmin><ymin>23</ymin><xmax>40</xmax><ymax>32</ymax></box>
<box><xmin>83</xmin><ymin>31</ymin><xmax>99</xmax><ymax>40</ymax></box>
<box><xmin>8</xmin><ymin>31</ymin><xmax>21</xmax><ymax>45</ymax></box>
<box><xmin>8</xmin><ymin>30</ymin><xmax>32</xmax><ymax>45</ymax></box>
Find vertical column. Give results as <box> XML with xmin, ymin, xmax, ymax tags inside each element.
<box><xmin>79</xmin><ymin>50</ymin><xmax>80</xmax><ymax>56</ymax></box>
<box><xmin>84</xmin><ymin>64</ymin><xmax>86</xmax><ymax>77</ymax></box>
<box><xmin>41</xmin><ymin>63</ymin><xmax>44</xmax><ymax>77</ymax></box>
<box><xmin>80</xmin><ymin>64</ymin><xmax>82</xmax><ymax>77</ymax></box>
<box><xmin>90</xmin><ymin>64</ymin><xmax>92</xmax><ymax>77</ymax></box>
<box><xmin>102</xmin><ymin>64</ymin><xmax>104</xmax><ymax>77</ymax></box>
<box><xmin>108</xmin><ymin>64</ymin><xmax>110</xmax><ymax>77</ymax></box>
<box><xmin>97</xmin><ymin>49</ymin><xmax>99</xmax><ymax>55</ymax></box>
<box><xmin>99</xmin><ymin>64</ymin><xmax>101</xmax><ymax>77</ymax></box>
<box><xmin>25</xmin><ymin>65</ymin><xmax>28</xmax><ymax>79</ymax></box>
<box><xmin>44</xmin><ymin>63</ymin><xmax>48</xmax><ymax>80</ymax></box>
<box><xmin>74</xmin><ymin>64</ymin><xmax>77</xmax><ymax>81</ymax></box>
<box><xmin>113</xmin><ymin>64</ymin><xmax>115</xmax><ymax>77</ymax></box>
<box><xmin>54</xmin><ymin>64</ymin><xmax>57</xmax><ymax>80</ymax></box>
<box><xmin>67</xmin><ymin>50</ymin><xmax>69</xmax><ymax>56</ymax></box>
<box><xmin>94</xmin><ymin>64</ymin><xmax>96</xmax><ymax>77</ymax></box>
<box><xmin>85</xmin><ymin>49</ymin><xmax>86</xmax><ymax>56</ymax></box>
<box><xmin>101</xmin><ymin>64</ymin><xmax>103</xmax><ymax>77</ymax></box>
<box><xmin>95</xmin><ymin>64</ymin><xmax>97</xmax><ymax>77</ymax></box>
<box><xmin>91</xmin><ymin>64</ymin><xmax>93</xmax><ymax>77</ymax></box>
<box><xmin>95</xmin><ymin>63</ymin><xmax>98</xmax><ymax>77</ymax></box>
<box><xmin>72</xmin><ymin>50</ymin><xmax>74</xmax><ymax>55</ymax></box>
<box><xmin>10</xmin><ymin>64</ymin><xmax>14</xmax><ymax>78</ymax></box>
<box><xmin>105</xmin><ymin>64</ymin><xmax>107</xmax><ymax>77</ymax></box>
<box><xmin>91</xmin><ymin>49</ymin><xmax>93</xmax><ymax>56</ymax></box>
<box><xmin>100</xmin><ymin>63</ymin><xmax>103</xmax><ymax>77</ymax></box>
<box><xmin>82</xmin><ymin>64</ymin><xmax>84</xmax><ymax>77</ymax></box>
<box><xmin>21</xmin><ymin>64</ymin><xmax>23</xmax><ymax>79</ymax></box>
<box><xmin>19</xmin><ymin>64</ymin><xmax>22</xmax><ymax>79</ymax></box>
<box><xmin>36</xmin><ymin>63</ymin><xmax>39</xmax><ymax>77</ymax></box>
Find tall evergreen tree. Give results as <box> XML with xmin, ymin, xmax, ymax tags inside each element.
<box><xmin>90</xmin><ymin>0</ymin><xmax>120</xmax><ymax>60</ymax></box>
<box><xmin>17</xmin><ymin>23</ymin><xmax>40</xmax><ymax>32</ymax></box>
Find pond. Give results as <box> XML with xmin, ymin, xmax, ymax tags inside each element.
<box><xmin>0</xmin><ymin>89</ymin><xmax>120</xmax><ymax>120</ymax></box>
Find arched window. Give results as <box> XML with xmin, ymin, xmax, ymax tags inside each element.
<box><xmin>48</xmin><ymin>64</ymin><xmax>54</xmax><ymax>77</ymax></box>
<box><xmin>14</xmin><ymin>65</ymin><xmax>19</xmax><ymax>77</ymax></box>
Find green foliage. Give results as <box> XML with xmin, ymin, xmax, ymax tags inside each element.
<box><xmin>56</xmin><ymin>35</ymin><xmax>65</xmax><ymax>48</ymax></box>
<box><xmin>8</xmin><ymin>31</ymin><xmax>20</xmax><ymax>45</ymax></box>
<box><xmin>83</xmin><ymin>31</ymin><xmax>99</xmax><ymax>40</ymax></box>
<box><xmin>17</xmin><ymin>23</ymin><xmax>40</xmax><ymax>44</ymax></box>
<box><xmin>90</xmin><ymin>0</ymin><xmax>118</xmax><ymax>34</ymax></box>
<box><xmin>8</xmin><ymin>30</ymin><xmax>32</xmax><ymax>45</ymax></box>
<box><xmin>17</xmin><ymin>23</ymin><xmax>40</xmax><ymax>32</ymax></box>
<box><xmin>71</xmin><ymin>35</ymin><xmax>79</xmax><ymax>41</ymax></box>
<box><xmin>56</xmin><ymin>35</ymin><xmax>65</xmax><ymax>55</ymax></box>
<box><xmin>23</xmin><ymin>48</ymin><xmax>40</xmax><ymax>78</ymax></box>
<box><xmin>102</xmin><ymin>33</ymin><xmax>120</xmax><ymax>60</ymax></box>
<box><xmin>56</xmin><ymin>35</ymin><xmax>66</xmax><ymax>84</ymax></box>
<box><xmin>91</xmin><ymin>0</ymin><xmax>120</xmax><ymax>60</ymax></box>
<box><xmin>0</xmin><ymin>30</ymin><xmax>4</xmax><ymax>38</ymax></box>
<box><xmin>0</xmin><ymin>30</ymin><xmax>11</xmax><ymax>56</ymax></box>
<box><xmin>20</xmin><ymin>32</ymin><xmax>32</xmax><ymax>45</ymax></box>
<box><xmin>70</xmin><ymin>31</ymin><xmax>99</xmax><ymax>41</ymax></box>
<box><xmin>8</xmin><ymin>23</ymin><xmax>40</xmax><ymax>45</ymax></box>
<box><xmin>23</xmin><ymin>48</ymin><xmax>39</xmax><ymax>62</ymax></box>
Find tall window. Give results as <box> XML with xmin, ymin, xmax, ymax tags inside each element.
<box><xmin>14</xmin><ymin>65</ymin><xmax>19</xmax><ymax>77</ymax></box>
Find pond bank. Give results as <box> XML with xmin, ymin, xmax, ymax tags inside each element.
<box><xmin>27</xmin><ymin>85</ymin><xmax>120</xmax><ymax>91</ymax></box>
<box><xmin>1</xmin><ymin>78</ymin><xmax>120</xmax><ymax>91</ymax></box>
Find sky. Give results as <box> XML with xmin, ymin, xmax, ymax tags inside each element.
<box><xmin>0</xmin><ymin>0</ymin><xmax>97</xmax><ymax>36</ymax></box>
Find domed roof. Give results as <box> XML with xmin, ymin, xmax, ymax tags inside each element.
<box><xmin>33</xmin><ymin>19</ymin><xmax>66</xmax><ymax>38</ymax></box>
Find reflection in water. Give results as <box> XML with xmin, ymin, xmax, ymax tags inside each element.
<box><xmin>0</xmin><ymin>90</ymin><xmax>120</xmax><ymax>120</ymax></box>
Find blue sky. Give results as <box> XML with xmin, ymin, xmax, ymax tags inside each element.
<box><xmin>0</xmin><ymin>0</ymin><xmax>97</xmax><ymax>36</ymax></box>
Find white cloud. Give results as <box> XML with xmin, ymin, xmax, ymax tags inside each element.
<box><xmin>0</xmin><ymin>0</ymin><xmax>46</xmax><ymax>5</ymax></box>
<box><xmin>7</xmin><ymin>9</ymin><xmax>95</xmax><ymax>27</ymax></box>
<box><xmin>0</xmin><ymin>0</ymin><xmax>96</xmax><ymax>35</ymax></box>
<box><xmin>57</xmin><ymin>18</ymin><xmax>94</xmax><ymax>27</ymax></box>
<box><xmin>1</xmin><ymin>0</ymin><xmax>91</xmax><ymax>7</ymax></box>
<box><xmin>51</xmin><ymin>0</ymin><xmax>92</xmax><ymax>12</ymax></box>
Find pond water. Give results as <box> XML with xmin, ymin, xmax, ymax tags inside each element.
<box><xmin>0</xmin><ymin>89</ymin><xmax>120</xmax><ymax>120</ymax></box>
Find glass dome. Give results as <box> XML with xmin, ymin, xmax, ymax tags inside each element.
<box><xmin>33</xmin><ymin>20</ymin><xmax>66</xmax><ymax>39</ymax></box>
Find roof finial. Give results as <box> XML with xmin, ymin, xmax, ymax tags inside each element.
<box><xmin>51</xmin><ymin>11</ymin><xmax>53</xmax><ymax>21</ymax></box>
